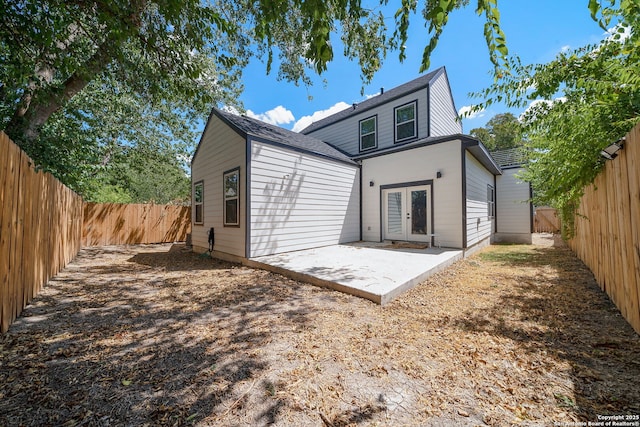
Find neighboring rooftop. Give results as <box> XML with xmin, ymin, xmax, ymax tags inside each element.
<box><xmin>299</xmin><ymin>67</ymin><xmax>445</xmax><ymax>134</ymax></box>
<box><xmin>210</xmin><ymin>108</ymin><xmax>355</xmax><ymax>165</ymax></box>
<box><xmin>491</xmin><ymin>147</ymin><xmax>527</xmax><ymax>168</ymax></box>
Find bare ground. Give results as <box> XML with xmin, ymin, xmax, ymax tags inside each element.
<box><xmin>1</xmin><ymin>235</ymin><xmax>639</xmax><ymax>426</ymax></box>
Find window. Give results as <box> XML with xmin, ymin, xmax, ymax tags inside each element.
<box><xmin>487</xmin><ymin>184</ymin><xmax>495</xmax><ymax>218</ymax></box>
<box><xmin>194</xmin><ymin>181</ymin><xmax>204</xmax><ymax>225</ymax></box>
<box><xmin>395</xmin><ymin>101</ymin><xmax>417</xmax><ymax>142</ymax></box>
<box><xmin>223</xmin><ymin>168</ymin><xmax>240</xmax><ymax>226</ymax></box>
<box><xmin>359</xmin><ymin>116</ymin><xmax>377</xmax><ymax>151</ymax></box>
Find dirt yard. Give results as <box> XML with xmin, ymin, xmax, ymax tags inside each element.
<box><xmin>1</xmin><ymin>236</ymin><xmax>639</xmax><ymax>426</ymax></box>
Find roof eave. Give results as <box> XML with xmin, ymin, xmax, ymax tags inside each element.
<box><xmin>463</xmin><ymin>138</ymin><xmax>503</xmax><ymax>175</ymax></box>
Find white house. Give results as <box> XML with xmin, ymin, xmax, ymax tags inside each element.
<box><xmin>190</xmin><ymin>109</ymin><xmax>361</xmax><ymax>260</ymax></box>
<box><xmin>190</xmin><ymin>67</ymin><xmax>531</xmax><ymax>261</ymax></box>
<box><xmin>491</xmin><ymin>148</ymin><xmax>534</xmax><ymax>244</ymax></box>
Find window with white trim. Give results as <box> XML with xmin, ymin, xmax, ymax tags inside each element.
<box><xmin>487</xmin><ymin>184</ymin><xmax>495</xmax><ymax>218</ymax></box>
<box><xmin>359</xmin><ymin>116</ymin><xmax>377</xmax><ymax>151</ymax></box>
<box><xmin>395</xmin><ymin>101</ymin><xmax>417</xmax><ymax>142</ymax></box>
<box><xmin>193</xmin><ymin>181</ymin><xmax>204</xmax><ymax>225</ymax></box>
<box><xmin>224</xmin><ymin>168</ymin><xmax>240</xmax><ymax>226</ymax></box>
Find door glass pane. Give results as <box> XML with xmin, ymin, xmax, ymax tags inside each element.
<box><xmin>411</xmin><ymin>189</ymin><xmax>427</xmax><ymax>235</ymax></box>
<box><xmin>387</xmin><ymin>192</ymin><xmax>402</xmax><ymax>234</ymax></box>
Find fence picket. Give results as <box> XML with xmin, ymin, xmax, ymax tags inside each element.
<box><xmin>1</xmin><ymin>132</ymin><xmax>192</xmax><ymax>333</ymax></box>
<box><xmin>533</xmin><ymin>207</ymin><xmax>560</xmax><ymax>233</ymax></box>
<box><xmin>81</xmin><ymin>202</ymin><xmax>190</xmax><ymax>247</ymax></box>
<box><xmin>567</xmin><ymin>123</ymin><xmax>640</xmax><ymax>334</ymax></box>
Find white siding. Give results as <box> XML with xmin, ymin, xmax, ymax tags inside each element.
<box><xmin>305</xmin><ymin>88</ymin><xmax>430</xmax><ymax>155</ymax></box>
<box><xmin>465</xmin><ymin>152</ymin><xmax>494</xmax><ymax>247</ymax></box>
<box><xmin>191</xmin><ymin>115</ymin><xmax>246</xmax><ymax>257</ymax></box>
<box><xmin>249</xmin><ymin>141</ymin><xmax>360</xmax><ymax>257</ymax></box>
<box><xmin>361</xmin><ymin>140</ymin><xmax>464</xmax><ymax>248</ymax></box>
<box><xmin>495</xmin><ymin>167</ymin><xmax>532</xmax><ymax>242</ymax></box>
<box><xmin>429</xmin><ymin>72</ymin><xmax>463</xmax><ymax>136</ymax></box>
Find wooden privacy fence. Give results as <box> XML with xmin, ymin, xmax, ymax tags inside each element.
<box><xmin>1</xmin><ymin>132</ymin><xmax>192</xmax><ymax>333</ymax></box>
<box><xmin>1</xmin><ymin>132</ymin><xmax>83</xmax><ymax>333</ymax></box>
<box><xmin>83</xmin><ymin>202</ymin><xmax>190</xmax><ymax>246</ymax></box>
<box><xmin>534</xmin><ymin>207</ymin><xmax>561</xmax><ymax>233</ymax></box>
<box><xmin>568</xmin><ymin>123</ymin><xmax>640</xmax><ymax>334</ymax></box>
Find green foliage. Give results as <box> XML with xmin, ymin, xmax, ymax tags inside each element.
<box><xmin>473</xmin><ymin>0</ymin><xmax>640</xmax><ymax>236</ymax></box>
<box><xmin>1</xmin><ymin>0</ymin><xmax>244</xmax><ymax>201</ymax></box>
<box><xmin>89</xmin><ymin>185</ymin><xmax>134</xmax><ymax>204</ymax></box>
<box><xmin>470</xmin><ymin>113</ymin><xmax>524</xmax><ymax>151</ymax></box>
<box><xmin>390</xmin><ymin>0</ymin><xmax>509</xmax><ymax>74</ymax></box>
<box><xmin>84</xmin><ymin>143</ymin><xmax>190</xmax><ymax>204</ymax></box>
<box><xmin>0</xmin><ymin>0</ymin><xmax>629</xmax><ymax>206</ymax></box>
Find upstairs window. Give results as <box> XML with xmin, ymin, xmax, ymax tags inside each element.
<box><xmin>395</xmin><ymin>101</ymin><xmax>417</xmax><ymax>142</ymax></box>
<box><xmin>359</xmin><ymin>116</ymin><xmax>377</xmax><ymax>151</ymax></box>
<box><xmin>224</xmin><ymin>168</ymin><xmax>240</xmax><ymax>226</ymax></box>
<box><xmin>193</xmin><ymin>181</ymin><xmax>204</xmax><ymax>225</ymax></box>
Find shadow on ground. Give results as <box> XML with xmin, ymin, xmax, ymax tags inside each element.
<box><xmin>0</xmin><ymin>244</ymin><xmax>318</xmax><ymax>426</ymax></box>
<box><xmin>2</xmin><ymin>242</ymin><xmax>638</xmax><ymax>426</ymax></box>
<box><xmin>455</xmin><ymin>244</ymin><xmax>640</xmax><ymax>420</ymax></box>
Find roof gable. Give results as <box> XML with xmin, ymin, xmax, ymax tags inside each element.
<box><xmin>300</xmin><ymin>67</ymin><xmax>445</xmax><ymax>134</ymax></box>
<box><xmin>211</xmin><ymin>109</ymin><xmax>355</xmax><ymax>165</ymax></box>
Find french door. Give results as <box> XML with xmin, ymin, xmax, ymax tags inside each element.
<box><xmin>382</xmin><ymin>185</ymin><xmax>430</xmax><ymax>242</ymax></box>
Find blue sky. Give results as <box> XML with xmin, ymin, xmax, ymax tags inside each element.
<box><xmin>234</xmin><ymin>1</ymin><xmax>609</xmax><ymax>134</ymax></box>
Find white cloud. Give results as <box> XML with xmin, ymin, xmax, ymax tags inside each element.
<box><xmin>222</xmin><ymin>105</ymin><xmax>241</xmax><ymax>115</ymax></box>
<box><xmin>605</xmin><ymin>23</ymin><xmax>631</xmax><ymax>43</ymax></box>
<box><xmin>560</xmin><ymin>45</ymin><xmax>571</xmax><ymax>53</ymax></box>
<box><xmin>292</xmin><ymin>102</ymin><xmax>351</xmax><ymax>132</ymax></box>
<box><xmin>519</xmin><ymin>98</ymin><xmax>567</xmax><ymax>122</ymax></box>
<box><xmin>458</xmin><ymin>105</ymin><xmax>485</xmax><ymax>120</ymax></box>
<box><xmin>246</xmin><ymin>105</ymin><xmax>295</xmax><ymax>126</ymax></box>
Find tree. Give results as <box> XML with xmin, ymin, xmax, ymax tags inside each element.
<box><xmin>0</xmin><ymin>0</ymin><xmax>625</xmax><ymax>201</ymax></box>
<box><xmin>0</xmin><ymin>0</ymin><xmax>515</xmax><ymax>149</ymax></box>
<box><xmin>473</xmin><ymin>0</ymin><xmax>640</xmax><ymax>236</ymax></box>
<box><xmin>1</xmin><ymin>0</ymin><xmax>245</xmax><ymax>199</ymax></box>
<box><xmin>85</xmin><ymin>143</ymin><xmax>190</xmax><ymax>204</ymax></box>
<box><xmin>470</xmin><ymin>113</ymin><xmax>524</xmax><ymax>151</ymax></box>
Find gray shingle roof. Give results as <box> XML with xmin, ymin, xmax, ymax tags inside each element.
<box><xmin>299</xmin><ymin>67</ymin><xmax>445</xmax><ymax>134</ymax></box>
<box><xmin>213</xmin><ymin>109</ymin><xmax>355</xmax><ymax>165</ymax></box>
<box><xmin>490</xmin><ymin>147</ymin><xmax>527</xmax><ymax>168</ymax></box>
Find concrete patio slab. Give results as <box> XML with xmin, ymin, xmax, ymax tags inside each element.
<box><xmin>247</xmin><ymin>242</ymin><xmax>464</xmax><ymax>305</ymax></box>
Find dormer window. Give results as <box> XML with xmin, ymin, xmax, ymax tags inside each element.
<box><xmin>395</xmin><ymin>101</ymin><xmax>417</xmax><ymax>142</ymax></box>
<box><xmin>359</xmin><ymin>116</ymin><xmax>377</xmax><ymax>151</ymax></box>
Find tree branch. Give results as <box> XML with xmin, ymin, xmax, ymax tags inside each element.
<box><xmin>4</xmin><ymin>0</ymin><xmax>148</xmax><ymax>145</ymax></box>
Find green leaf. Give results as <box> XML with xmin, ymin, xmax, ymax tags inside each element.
<box><xmin>588</xmin><ymin>0</ymin><xmax>599</xmax><ymax>20</ymax></box>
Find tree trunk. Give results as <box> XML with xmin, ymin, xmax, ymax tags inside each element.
<box><xmin>4</xmin><ymin>48</ymin><xmax>109</xmax><ymax>147</ymax></box>
<box><xmin>9</xmin><ymin>73</ymin><xmax>92</xmax><ymax>142</ymax></box>
<box><xmin>4</xmin><ymin>0</ymin><xmax>147</xmax><ymax>148</ymax></box>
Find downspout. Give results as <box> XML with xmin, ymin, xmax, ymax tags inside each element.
<box><xmin>358</xmin><ymin>160</ymin><xmax>363</xmax><ymax>241</ymax></box>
